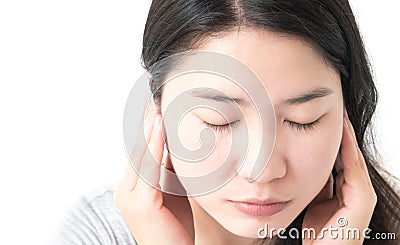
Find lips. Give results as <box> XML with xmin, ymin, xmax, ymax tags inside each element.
<box><xmin>228</xmin><ymin>198</ymin><xmax>289</xmax><ymax>216</ymax></box>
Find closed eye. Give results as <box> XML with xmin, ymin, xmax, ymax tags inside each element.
<box><xmin>202</xmin><ymin>120</ymin><xmax>240</xmax><ymax>133</ymax></box>
<box><xmin>284</xmin><ymin>118</ymin><xmax>320</xmax><ymax>132</ymax></box>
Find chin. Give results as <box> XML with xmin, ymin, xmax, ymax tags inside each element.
<box><xmin>209</xmin><ymin>201</ymin><xmax>306</xmax><ymax>240</ymax></box>
<box><xmin>214</xmin><ymin>212</ymin><xmax>292</xmax><ymax>239</ymax></box>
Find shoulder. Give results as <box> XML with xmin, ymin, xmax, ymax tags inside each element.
<box><xmin>54</xmin><ymin>184</ymin><xmax>137</xmax><ymax>245</ymax></box>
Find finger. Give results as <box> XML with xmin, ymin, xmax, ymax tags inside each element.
<box><xmin>120</xmin><ymin>99</ymin><xmax>159</xmax><ymax>194</ymax></box>
<box><xmin>143</xmin><ymin>97</ymin><xmax>159</xmax><ymax>131</ymax></box>
<box><xmin>131</xmin><ymin>98</ymin><xmax>159</xmax><ymax>159</ymax></box>
<box><xmin>335</xmin><ymin>170</ymin><xmax>344</xmax><ymax>207</ymax></box>
<box><xmin>130</xmin><ymin>100</ymin><xmax>156</xmax><ymax>167</ymax></box>
<box><xmin>343</xmin><ymin>114</ymin><xmax>373</xmax><ymax>190</ymax></box>
<box><xmin>135</xmin><ymin>114</ymin><xmax>165</xmax><ymax>199</ymax></box>
<box><xmin>344</xmin><ymin>112</ymin><xmax>371</xmax><ymax>182</ymax></box>
<box><xmin>132</xmin><ymin>97</ymin><xmax>159</xmax><ymax>152</ymax></box>
<box><xmin>340</xmin><ymin>116</ymin><xmax>366</xmax><ymax>188</ymax></box>
<box><xmin>118</xmin><ymin>141</ymin><xmax>151</xmax><ymax>196</ymax></box>
<box><xmin>114</xmin><ymin>163</ymin><xmax>139</xmax><ymax>208</ymax></box>
<box><xmin>118</xmin><ymin>163</ymin><xmax>140</xmax><ymax>194</ymax></box>
<box><xmin>161</xmin><ymin>151</ymin><xmax>188</xmax><ymax>195</ymax></box>
<box><xmin>334</xmin><ymin>151</ymin><xmax>343</xmax><ymax>173</ymax></box>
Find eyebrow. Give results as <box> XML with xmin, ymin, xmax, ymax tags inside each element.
<box><xmin>190</xmin><ymin>88</ymin><xmax>249</xmax><ymax>106</ymax></box>
<box><xmin>190</xmin><ymin>87</ymin><xmax>334</xmax><ymax>106</ymax></box>
<box><xmin>282</xmin><ymin>87</ymin><xmax>334</xmax><ymax>105</ymax></box>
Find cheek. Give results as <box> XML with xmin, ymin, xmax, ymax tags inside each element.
<box><xmin>165</xmin><ymin>115</ymin><xmax>234</xmax><ymax>178</ymax></box>
<box><xmin>288</xmin><ymin>117</ymin><xmax>342</xmax><ymax>192</ymax></box>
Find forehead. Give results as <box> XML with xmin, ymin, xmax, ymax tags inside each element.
<box><xmin>162</xmin><ymin>29</ymin><xmax>340</xmax><ymax>106</ymax></box>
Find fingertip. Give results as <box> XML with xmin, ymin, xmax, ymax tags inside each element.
<box><xmin>343</xmin><ymin>116</ymin><xmax>349</xmax><ymax>129</ymax></box>
<box><xmin>341</xmin><ymin>116</ymin><xmax>351</xmax><ymax>146</ymax></box>
<box><xmin>146</xmin><ymin>113</ymin><xmax>165</xmax><ymax>165</ymax></box>
<box><xmin>340</xmin><ymin>117</ymin><xmax>359</xmax><ymax>169</ymax></box>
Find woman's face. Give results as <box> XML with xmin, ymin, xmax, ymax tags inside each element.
<box><xmin>160</xmin><ymin>29</ymin><xmax>343</xmax><ymax>238</ymax></box>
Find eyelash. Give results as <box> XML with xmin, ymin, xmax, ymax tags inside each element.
<box><xmin>284</xmin><ymin>119</ymin><xmax>320</xmax><ymax>132</ymax></box>
<box><xmin>202</xmin><ymin>120</ymin><xmax>239</xmax><ymax>133</ymax></box>
<box><xmin>203</xmin><ymin>118</ymin><xmax>320</xmax><ymax>133</ymax></box>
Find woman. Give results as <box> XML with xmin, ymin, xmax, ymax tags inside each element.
<box><xmin>56</xmin><ymin>0</ymin><xmax>399</xmax><ymax>244</ymax></box>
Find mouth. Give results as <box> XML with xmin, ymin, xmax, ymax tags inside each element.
<box><xmin>227</xmin><ymin>198</ymin><xmax>290</xmax><ymax>217</ymax></box>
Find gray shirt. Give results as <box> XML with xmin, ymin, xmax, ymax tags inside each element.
<box><xmin>55</xmin><ymin>186</ymin><xmax>137</xmax><ymax>245</ymax></box>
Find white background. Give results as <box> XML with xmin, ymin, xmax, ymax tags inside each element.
<box><xmin>0</xmin><ymin>1</ymin><xmax>398</xmax><ymax>244</ymax></box>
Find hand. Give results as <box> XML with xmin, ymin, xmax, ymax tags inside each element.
<box><xmin>303</xmin><ymin>111</ymin><xmax>377</xmax><ymax>244</ymax></box>
<box><xmin>113</xmin><ymin>100</ymin><xmax>193</xmax><ymax>245</ymax></box>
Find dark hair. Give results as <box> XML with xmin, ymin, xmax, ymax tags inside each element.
<box><xmin>141</xmin><ymin>0</ymin><xmax>400</xmax><ymax>244</ymax></box>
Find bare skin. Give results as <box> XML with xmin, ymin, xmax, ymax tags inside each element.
<box><xmin>113</xmin><ymin>29</ymin><xmax>376</xmax><ymax>245</ymax></box>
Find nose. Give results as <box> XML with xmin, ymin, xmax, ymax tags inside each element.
<box><xmin>237</xmin><ymin>130</ymin><xmax>287</xmax><ymax>183</ymax></box>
